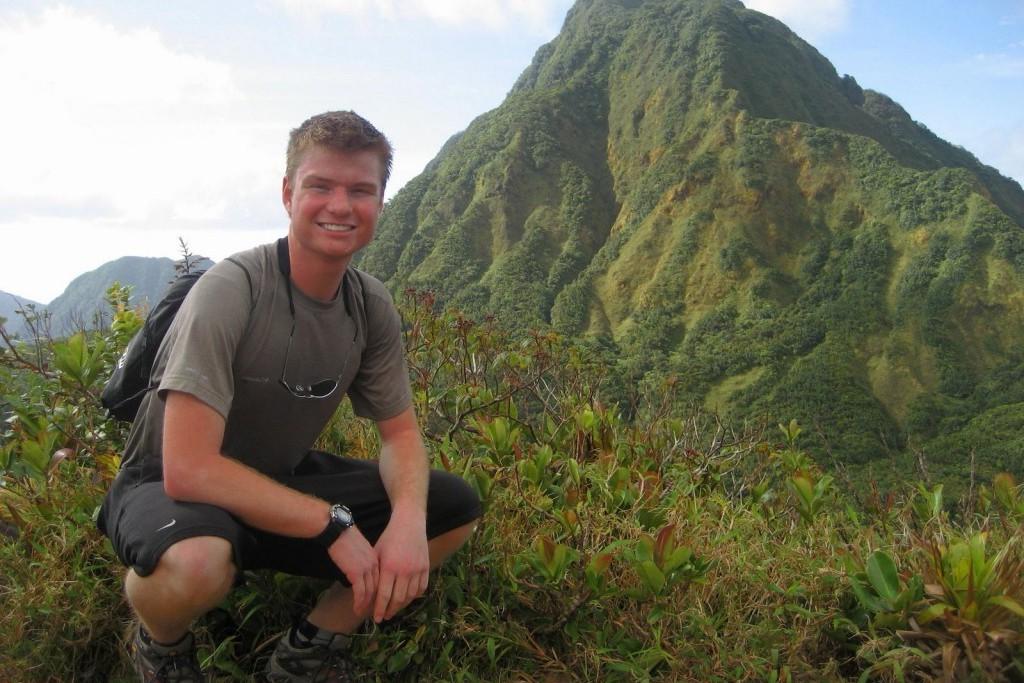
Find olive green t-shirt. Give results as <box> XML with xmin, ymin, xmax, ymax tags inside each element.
<box><xmin>120</xmin><ymin>242</ymin><xmax>412</xmax><ymax>482</ymax></box>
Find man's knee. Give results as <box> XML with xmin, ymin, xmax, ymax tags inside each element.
<box><xmin>446</xmin><ymin>520</ymin><xmax>477</xmax><ymax>545</ymax></box>
<box><xmin>151</xmin><ymin>536</ymin><xmax>236</xmax><ymax>602</ymax></box>
<box><xmin>428</xmin><ymin>470</ymin><xmax>483</xmax><ymax>524</ymax></box>
<box><xmin>428</xmin><ymin>520</ymin><xmax>477</xmax><ymax>567</ymax></box>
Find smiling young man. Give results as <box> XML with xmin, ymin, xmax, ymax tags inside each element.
<box><xmin>97</xmin><ymin>111</ymin><xmax>481</xmax><ymax>682</ymax></box>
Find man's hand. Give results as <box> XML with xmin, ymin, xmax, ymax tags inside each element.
<box><xmin>327</xmin><ymin>526</ymin><xmax>379</xmax><ymax>617</ymax></box>
<box><xmin>372</xmin><ymin>512</ymin><xmax>429</xmax><ymax>623</ymax></box>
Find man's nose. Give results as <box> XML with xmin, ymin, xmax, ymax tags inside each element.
<box><xmin>326</xmin><ymin>188</ymin><xmax>352</xmax><ymax>214</ymax></box>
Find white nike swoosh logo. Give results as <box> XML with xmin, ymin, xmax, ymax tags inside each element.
<box><xmin>155</xmin><ymin>519</ymin><xmax>177</xmax><ymax>532</ymax></box>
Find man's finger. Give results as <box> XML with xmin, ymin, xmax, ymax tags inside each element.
<box><xmin>361</xmin><ymin>557</ymin><xmax>378</xmax><ymax>614</ymax></box>
<box><xmin>374</xmin><ymin>573</ymin><xmax>394</xmax><ymax>623</ymax></box>
<box><xmin>363</xmin><ymin>569</ymin><xmax>377</xmax><ymax>613</ymax></box>
<box><xmin>418</xmin><ymin>571</ymin><xmax>429</xmax><ymax>597</ymax></box>
<box><xmin>388</xmin><ymin>577</ymin><xmax>409</xmax><ymax>619</ymax></box>
<box><xmin>351</xmin><ymin>572</ymin><xmax>366</xmax><ymax>616</ymax></box>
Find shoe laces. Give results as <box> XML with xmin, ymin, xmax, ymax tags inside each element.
<box><xmin>292</xmin><ymin>640</ymin><xmax>357</xmax><ymax>682</ymax></box>
<box><xmin>316</xmin><ymin>645</ymin><xmax>357</xmax><ymax>680</ymax></box>
<box><xmin>153</xmin><ymin>649</ymin><xmax>203</xmax><ymax>683</ymax></box>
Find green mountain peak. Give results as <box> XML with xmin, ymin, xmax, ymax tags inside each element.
<box><xmin>360</xmin><ymin>0</ymin><xmax>1024</xmax><ymax>483</ymax></box>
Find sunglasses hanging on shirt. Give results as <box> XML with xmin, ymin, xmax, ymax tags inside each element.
<box><xmin>275</xmin><ymin>238</ymin><xmax>358</xmax><ymax>399</ymax></box>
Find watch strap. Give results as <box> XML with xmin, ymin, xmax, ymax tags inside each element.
<box><xmin>313</xmin><ymin>504</ymin><xmax>353</xmax><ymax>548</ymax></box>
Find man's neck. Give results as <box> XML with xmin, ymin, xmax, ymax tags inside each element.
<box><xmin>286</xmin><ymin>237</ymin><xmax>350</xmax><ymax>303</ymax></box>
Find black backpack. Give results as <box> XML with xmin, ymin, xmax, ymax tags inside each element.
<box><xmin>101</xmin><ymin>238</ymin><xmax>366</xmax><ymax>422</ymax></box>
<box><xmin>100</xmin><ymin>264</ymin><xmax>240</xmax><ymax>422</ymax></box>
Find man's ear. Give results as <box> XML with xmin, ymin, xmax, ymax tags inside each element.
<box><xmin>282</xmin><ymin>176</ymin><xmax>293</xmax><ymax>217</ymax></box>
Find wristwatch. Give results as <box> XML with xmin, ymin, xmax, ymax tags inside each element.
<box><xmin>314</xmin><ymin>503</ymin><xmax>354</xmax><ymax>547</ymax></box>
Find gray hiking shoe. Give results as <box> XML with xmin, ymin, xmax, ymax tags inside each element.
<box><xmin>130</xmin><ymin>624</ymin><xmax>205</xmax><ymax>683</ymax></box>
<box><xmin>265</xmin><ymin>631</ymin><xmax>360</xmax><ymax>682</ymax></box>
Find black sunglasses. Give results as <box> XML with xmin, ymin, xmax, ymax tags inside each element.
<box><xmin>278</xmin><ymin>319</ymin><xmax>355</xmax><ymax>399</ymax></box>
<box><xmin>276</xmin><ymin>238</ymin><xmax>357</xmax><ymax>400</ymax></box>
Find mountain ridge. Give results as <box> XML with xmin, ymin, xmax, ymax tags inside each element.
<box><xmin>0</xmin><ymin>291</ymin><xmax>43</xmax><ymax>338</ymax></box>
<box><xmin>0</xmin><ymin>256</ymin><xmax>212</xmax><ymax>338</ymax></box>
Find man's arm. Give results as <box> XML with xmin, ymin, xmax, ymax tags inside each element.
<box><xmin>162</xmin><ymin>390</ymin><xmax>379</xmax><ymax>614</ymax></box>
<box><xmin>371</xmin><ymin>406</ymin><xmax>430</xmax><ymax>623</ymax></box>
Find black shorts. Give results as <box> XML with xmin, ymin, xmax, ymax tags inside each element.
<box><xmin>97</xmin><ymin>451</ymin><xmax>482</xmax><ymax>584</ymax></box>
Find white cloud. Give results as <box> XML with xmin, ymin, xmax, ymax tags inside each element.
<box><xmin>0</xmin><ymin>6</ymin><xmax>292</xmax><ymax>301</ymax></box>
<box><xmin>743</xmin><ymin>0</ymin><xmax>850</xmax><ymax>41</ymax></box>
<box><xmin>0</xmin><ymin>6</ymin><xmax>281</xmax><ymax>228</ymax></box>
<box><xmin>275</xmin><ymin>0</ymin><xmax>558</xmax><ymax>30</ymax></box>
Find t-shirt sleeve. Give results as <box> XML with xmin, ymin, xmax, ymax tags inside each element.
<box><xmin>156</xmin><ymin>261</ymin><xmax>253</xmax><ymax>419</ymax></box>
<box><xmin>348</xmin><ymin>278</ymin><xmax>413</xmax><ymax>421</ymax></box>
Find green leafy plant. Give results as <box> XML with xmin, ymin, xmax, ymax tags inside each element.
<box><xmin>918</xmin><ymin>532</ymin><xmax>1024</xmax><ymax>627</ymax></box>
<box><xmin>911</xmin><ymin>482</ymin><xmax>944</xmax><ymax>525</ymax></box>
<box><xmin>625</xmin><ymin>523</ymin><xmax>710</xmax><ymax>599</ymax></box>
<box><xmin>905</xmin><ymin>531</ymin><xmax>1024</xmax><ymax>681</ymax></box>
<box><xmin>524</xmin><ymin>535</ymin><xmax>578</xmax><ymax>584</ymax></box>
<box><xmin>787</xmin><ymin>471</ymin><xmax>834</xmax><ymax>523</ymax></box>
<box><xmin>475</xmin><ymin>415</ymin><xmax>521</xmax><ymax>466</ymax></box>
<box><xmin>51</xmin><ymin>332</ymin><xmax>107</xmax><ymax>392</ymax></box>
<box><xmin>991</xmin><ymin>473</ymin><xmax>1024</xmax><ymax>522</ymax></box>
<box><xmin>845</xmin><ymin>549</ymin><xmax>925</xmax><ymax>632</ymax></box>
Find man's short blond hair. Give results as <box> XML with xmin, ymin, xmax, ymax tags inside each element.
<box><xmin>286</xmin><ymin>111</ymin><xmax>393</xmax><ymax>192</ymax></box>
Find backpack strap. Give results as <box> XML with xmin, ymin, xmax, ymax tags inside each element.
<box><xmin>224</xmin><ymin>256</ymin><xmax>253</xmax><ymax>302</ymax></box>
<box><xmin>345</xmin><ymin>267</ymin><xmax>369</xmax><ymax>335</ymax></box>
<box><xmin>150</xmin><ymin>258</ymin><xmax>256</xmax><ymax>390</ymax></box>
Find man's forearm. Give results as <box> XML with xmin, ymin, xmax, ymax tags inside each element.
<box><xmin>379</xmin><ymin>437</ymin><xmax>429</xmax><ymax>519</ymax></box>
<box><xmin>376</xmin><ymin>409</ymin><xmax>429</xmax><ymax>523</ymax></box>
<box><xmin>165</xmin><ymin>452</ymin><xmax>330</xmax><ymax>539</ymax></box>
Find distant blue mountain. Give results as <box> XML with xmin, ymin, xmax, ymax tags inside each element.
<box><xmin>0</xmin><ymin>291</ymin><xmax>43</xmax><ymax>337</ymax></box>
<box><xmin>1</xmin><ymin>256</ymin><xmax>213</xmax><ymax>338</ymax></box>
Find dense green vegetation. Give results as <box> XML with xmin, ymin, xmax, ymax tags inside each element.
<box><xmin>359</xmin><ymin>0</ymin><xmax>1024</xmax><ymax>484</ymax></box>
<box><xmin>2</xmin><ymin>288</ymin><xmax>1023</xmax><ymax>681</ymax></box>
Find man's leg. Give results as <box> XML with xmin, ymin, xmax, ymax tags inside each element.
<box><xmin>263</xmin><ymin>454</ymin><xmax>482</xmax><ymax>679</ymax></box>
<box><xmin>305</xmin><ymin>520</ymin><xmax>476</xmax><ymax>633</ymax></box>
<box><xmin>125</xmin><ymin>536</ymin><xmax>237</xmax><ymax>643</ymax></box>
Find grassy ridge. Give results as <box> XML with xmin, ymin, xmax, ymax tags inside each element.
<box><xmin>1</xmin><ymin>288</ymin><xmax>1022</xmax><ymax>681</ymax></box>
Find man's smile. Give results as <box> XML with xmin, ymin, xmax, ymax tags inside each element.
<box><xmin>319</xmin><ymin>222</ymin><xmax>356</xmax><ymax>232</ymax></box>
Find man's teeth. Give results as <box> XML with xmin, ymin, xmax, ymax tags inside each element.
<box><xmin>321</xmin><ymin>223</ymin><xmax>355</xmax><ymax>232</ymax></box>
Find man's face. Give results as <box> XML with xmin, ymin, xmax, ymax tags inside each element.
<box><xmin>282</xmin><ymin>145</ymin><xmax>385</xmax><ymax>266</ymax></box>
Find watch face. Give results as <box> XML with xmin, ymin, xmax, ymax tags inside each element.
<box><xmin>331</xmin><ymin>504</ymin><xmax>353</xmax><ymax>527</ymax></box>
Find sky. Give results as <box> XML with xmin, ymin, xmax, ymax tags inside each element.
<box><xmin>1</xmin><ymin>0</ymin><xmax>1022</xmax><ymax>304</ymax></box>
